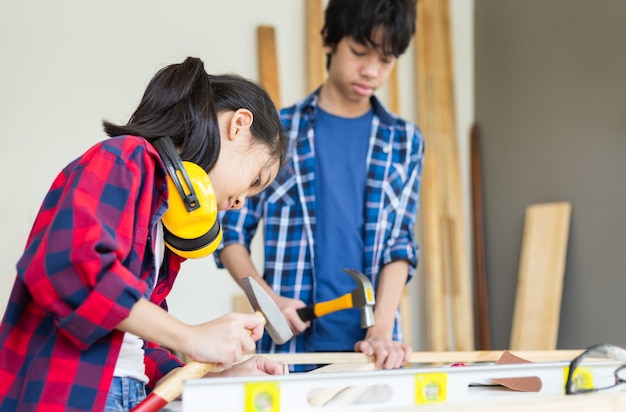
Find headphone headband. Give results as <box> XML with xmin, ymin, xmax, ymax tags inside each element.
<box><xmin>153</xmin><ymin>137</ymin><xmax>200</xmax><ymax>212</ymax></box>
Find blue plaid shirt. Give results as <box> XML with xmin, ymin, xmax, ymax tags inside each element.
<box><xmin>216</xmin><ymin>90</ymin><xmax>424</xmax><ymax>356</ymax></box>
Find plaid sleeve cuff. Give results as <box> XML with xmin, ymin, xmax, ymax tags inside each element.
<box><xmin>144</xmin><ymin>344</ymin><xmax>184</xmax><ymax>391</ymax></box>
<box><xmin>383</xmin><ymin>239</ymin><xmax>419</xmax><ymax>281</ymax></box>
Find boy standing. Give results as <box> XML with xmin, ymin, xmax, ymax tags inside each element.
<box><xmin>217</xmin><ymin>0</ymin><xmax>424</xmax><ymax>371</ymax></box>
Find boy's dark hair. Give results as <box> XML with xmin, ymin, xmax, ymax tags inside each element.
<box><xmin>322</xmin><ymin>0</ymin><xmax>417</xmax><ymax>68</ymax></box>
<box><xmin>103</xmin><ymin>57</ymin><xmax>287</xmax><ymax>171</ymax></box>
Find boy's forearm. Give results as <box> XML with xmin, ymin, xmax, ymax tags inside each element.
<box><xmin>367</xmin><ymin>260</ymin><xmax>409</xmax><ymax>339</ymax></box>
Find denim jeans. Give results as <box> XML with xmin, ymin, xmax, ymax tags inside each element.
<box><xmin>105</xmin><ymin>376</ymin><xmax>147</xmax><ymax>412</ymax></box>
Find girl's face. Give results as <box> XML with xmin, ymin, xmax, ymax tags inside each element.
<box><xmin>209</xmin><ymin>109</ymin><xmax>280</xmax><ymax>211</ymax></box>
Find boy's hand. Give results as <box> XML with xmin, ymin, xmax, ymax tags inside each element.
<box><xmin>273</xmin><ymin>295</ymin><xmax>310</xmax><ymax>335</ymax></box>
<box><xmin>354</xmin><ymin>337</ymin><xmax>411</xmax><ymax>370</ymax></box>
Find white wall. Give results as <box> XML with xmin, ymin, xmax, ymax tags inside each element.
<box><xmin>0</xmin><ymin>0</ymin><xmax>473</xmax><ymax>350</ymax></box>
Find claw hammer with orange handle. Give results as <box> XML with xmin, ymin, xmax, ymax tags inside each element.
<box><xmin>131</xmin><ymin>277</ymin><xmax>293</xmax><ymax>412</ymax></box>
<box><xmin>296</xmin><ymin>268</ymin><xmax>376</xmax><ymax>328</ymax></box>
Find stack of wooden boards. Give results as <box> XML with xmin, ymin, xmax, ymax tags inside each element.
<box><xmin>415</xmin><ymin>0</ymin><xmax>473</xmax><ymax>351</ymax></box>
<box><xmin>414</xmin><ymin>0</ymin><xmax>573</xmax><ymax>352</ymax></box>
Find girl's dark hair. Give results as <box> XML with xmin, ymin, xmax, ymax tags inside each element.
<box><xmin>103</xmin><ymin>56</ymin><xmax>287</xmax><ymax>171</ymax></box>
<box><xmin>322</xmin><ymin>0</ymin><xmax>417</xmax><ymax>69</ymax></box>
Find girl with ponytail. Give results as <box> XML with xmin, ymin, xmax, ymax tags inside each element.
<box><xmin>0</xmin><ymin>57</ymin><xmax>288</xmax><ymax>412</ymax></box>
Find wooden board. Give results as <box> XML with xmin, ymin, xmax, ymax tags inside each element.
<box><xmin>243</xmin><ymin>349</ymin><xmax>583</xmax><ymax>365</ymax></box>
<box><xmin>415</xmin><ymin>0</ymin><xmax>474</xmax><ymax>351</ymax></box>
<box><xmin>256</xmin><ymin>25</ymin><xmax>281</xmax><ymax>107</ymax></box>
<box><xmin>470</xmin><ymin>124</ymin><xmax>491</xmax><ymax>349</ymax></box>
<box><xmin>400</xmin><ymin>285</ymin><xmax>412</xmax><ymax>348</ymax></box>
<box><xmin>233</xmin><ymin>293</ymin><xmax>253</xmax><ymax>313</ymax></box>
<box><xmin>510</xmin><ymin>202</ymin><xmax>572</xmax><ymax>350</ymax></box>
<box><xmin>305</xmin><ymin>0</ymin><xmax>325</xmax><ymax>92</ymax></box>
<box><xmin>388</xmin><ymin>65</ymin><xmax>400</xmax><ymax>114</ymax></box>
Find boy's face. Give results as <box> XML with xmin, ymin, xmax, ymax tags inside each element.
<box><xmin>323</xmin><ymin>28</ymin><xmax>397</xmax><ymax>108</ymax></box>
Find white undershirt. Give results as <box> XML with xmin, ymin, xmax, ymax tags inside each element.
<box><xmin>113</xmin><ymin>222</ymin><xmax>165</xmax><ymax>382</ymax></box>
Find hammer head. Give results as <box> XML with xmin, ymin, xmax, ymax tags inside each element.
<box><xmin>342</xmin><ymin>268</ymin><xmax>376</xmax><ymax>328</ymax></box>
<box><xmin>241</xmin><ymin>277</ymin><xmax>293</xmax><ymax>345</ymax></box>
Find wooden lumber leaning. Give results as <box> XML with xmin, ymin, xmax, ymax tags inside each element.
<box><xmin>415</xmin><ymin>0</ymin><xmax>474</xmax><ymax>351</ymax></box>
<box><xmin>387</xmin><ymin>65</ymin><xmax>400</xmax><ymax>114</ymax></box>
<box><xmin>416</xmin><ymin>0</ymin><xmax>450</xmax><ymax>353</ymax></box>
<box><xmin>256</xmin><ymin>25</ymin><xmax>281</xmax><ymax>107</ymax></box>
<box><xmin>470</xmin><ymin>124</ymin><xmax>491</xmax><ymax>350</ymax></box>
<box><xmin>305</xmin><ymin>0</ymin><xmax>325</xmax><ymax>92</ymax></box>
<box><xmin>510</xmin><ymin>202</ymin><xmax>572</xmax><ymax>350</ymax></box>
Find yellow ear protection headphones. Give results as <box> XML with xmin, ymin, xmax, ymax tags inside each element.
<box><xmin>152</xmin><ymin>137</ymin><xmax>223</xmax><ymax>259</ymax></box>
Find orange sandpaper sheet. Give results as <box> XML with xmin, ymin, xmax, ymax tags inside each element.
<box><xmin>490</xmin><ymin>350</ymin><xmax>542</xmax><ymax>392</ymax></box>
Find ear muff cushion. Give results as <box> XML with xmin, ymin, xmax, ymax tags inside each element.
<box><xmin>163</xmin><ymin>220</ymin><xmax>223</xmax><ymax>259</ymax></box>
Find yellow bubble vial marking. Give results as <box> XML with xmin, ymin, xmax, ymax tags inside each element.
<box><xmin>564</xmin><ymin>366</ymin><xmax>594</xmax><ymax>392</ymax></box>
<box><xmin>415</xmin><ymin>372</ymin><xmax>447</xmax><ymax>404</ymax></box>
<box><xmin>245</xmin><ymin>381</ymin><xmax>280</xmax><ymax>412</ymax></box>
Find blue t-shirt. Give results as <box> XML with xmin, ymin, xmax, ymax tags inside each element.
<box><xmin>313</xmin><ymin>106</ymin><xmax>373</xmax><ymax>351</ymax></box>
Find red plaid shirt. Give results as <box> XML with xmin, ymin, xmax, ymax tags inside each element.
<box><xmin>0</xmin><ymin>135</ymin><xmax>185</xmax><ymax>411</ymax></box>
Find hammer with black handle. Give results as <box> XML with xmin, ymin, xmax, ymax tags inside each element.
<box><xmin>131</xmin><ymin>277</ymin><xmax>293</xmax><ymax>412</ymax></box>
<box><xmin>296</xmin><ymin>268</ymin><xmax>376</xmax><ymax>328</ymax></box>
